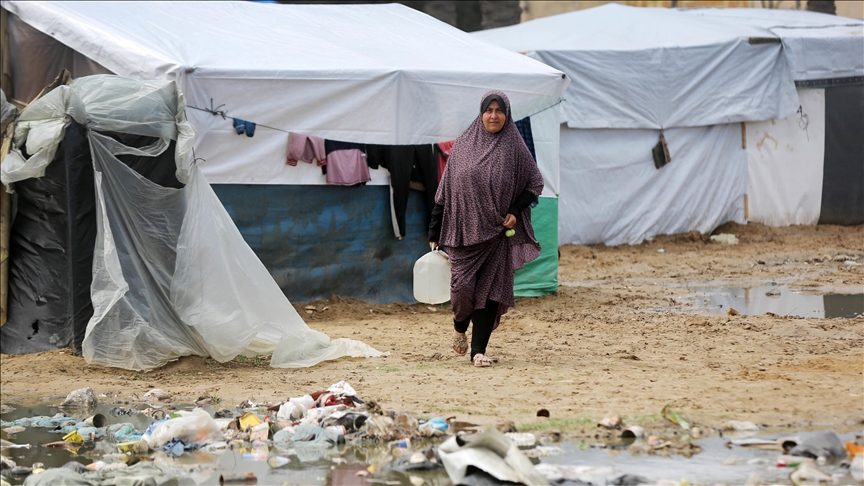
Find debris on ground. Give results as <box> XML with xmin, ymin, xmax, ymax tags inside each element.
<box><xmin>60</xmin><ymin>388</ymin><xmax>98</xmax><ymax>409</ymax></box>
<box><xmin>709</xmin><ymin>233</ymin><xmax>739</xmax><ymax>245</ymax></box>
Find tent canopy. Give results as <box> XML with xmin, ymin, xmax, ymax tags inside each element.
<box><xmin>3</xmin><ymin>1</ymin><xmax>566</xmax><ymax>144</ymax></box>
<box><xmin>682</xmin><ymin>8</ymin><xmax>864</xmax><ymax>82</ymax></box>
<box><xmin>473</xmin><ymin>3</ymin><xmax>799</xmax><ymax>129</ymax></box>
<box><xmin>2</xmin><ymin>0</ymin><xmax>568</xmax><ymax>186</ymax></box>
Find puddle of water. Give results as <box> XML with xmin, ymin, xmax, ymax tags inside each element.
<box><xmin>3</xmin><ymin>402</ymin><xmax>860</xmax><ymax>485</ymax></box>
<box><xmin>539</xmin><ymin>430</ymin><xmax>859</xmax><ymax>485</ymax></box>
<box><xmin>684</xmin><ymin>286</ymin><xmax>863</xmax><ymax>319</ymax></box>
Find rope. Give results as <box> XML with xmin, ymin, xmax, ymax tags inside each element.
<box><xmin>185</xmin><ymin>97</ymin><xmax>566</xmax><ymax>137</ymax></box>
<box><xmin>186</xmin><ymin>98</ymin><xmax>291</xmax><ymax>134</ymax></box>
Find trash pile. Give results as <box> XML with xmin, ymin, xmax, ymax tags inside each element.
<box><xmin>3</xmin><ymin>389</ymin><xmax>863</xmax><ymax>486</ymax></box>
<box><xmin>1</xmin><ymin>383</ymin><xmax>457</xmax><ymax>485</ymax></box>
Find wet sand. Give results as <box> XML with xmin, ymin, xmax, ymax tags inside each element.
<box><xmin>2</xmin><ymin>222</ymin><xmax>862</xmax><ymax>434</ymax></box>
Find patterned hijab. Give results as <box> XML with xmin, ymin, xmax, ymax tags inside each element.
<box><xmin>435</xmin><ymin>91</ymin><xmax>544</xmax><ymax>250</ymax></box>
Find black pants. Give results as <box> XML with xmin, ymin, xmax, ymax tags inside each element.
<box><xmin>453</xmin><ymin>299</ymin><xmax>497</xmax><ymax>360</ymax></box>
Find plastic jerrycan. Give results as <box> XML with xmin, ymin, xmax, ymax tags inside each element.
<box><xmin>413</xmin><ymin>249</ymin><xmax>451</xmax><ymax>304</ymax></box>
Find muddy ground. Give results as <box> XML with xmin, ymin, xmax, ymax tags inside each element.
<box><xmin>1</xmin><ymin>222</ymin><xmax>862</xmax><ymax>435</ymax></box>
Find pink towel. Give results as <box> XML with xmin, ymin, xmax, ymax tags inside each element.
<box><xmin>286</xmin><ymin>132</ymin><xmax>326</xmax><ymax>166</ymax></box>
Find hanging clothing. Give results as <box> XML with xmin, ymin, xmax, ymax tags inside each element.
<box><xmin>432</xmin><ymin>90</ymin><xmax>543</xmax><ymax>329</ymax></box>
<box><xmin>366</xmin><ymin>144</ymin><xmax>438</xmax><ymax>240</ymax></box>
<box><xmin>435</xmin><ymin>140</ymin><xmax>455</xmax><ymax>183</ymax></box>
<box><xmin>286</xmin><ymin>132</ymin><xmax>326</xmax><ymax>166</ymax></box>
<box><xmin>232</xmin><ymin>118</ymin><xmax>256</xmax><ymax>137</ymax></box>
<box><xmin>514</xmin><ymin>117</ymin><xmax>536</xmax><ymax>162</ymax></box>
<box><xmin>323</xmin><ymin>140</ymin><xmax>369</xmax><ymax>186</ymax></box>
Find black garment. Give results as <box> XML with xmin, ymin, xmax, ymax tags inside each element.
<box><xmin>428</xmin><ymin>189</ymin><xmax>536</xmax><ymax>243</ymax></box>
<box><xmin>514</xmin><ymin>116</ymin><xmax>536</xmax><ymax>162</ymax></box>
<box><xmin>366</xmin><ymin>144</ymin><xmax>438</xmax><ymax>239</ymax></box>
<box><xmin>507</xmin><ymin>190</ymin><xmax>538</xmax><ymax>218</ymax></box>
<box><xmin>428</xmin><ymin>203</ymin><xmax>444</xmax><ymax>243</ymax></box>
<box><xmin>453</xmin><ymin>299</ymin><xmax>497</xmax><ymax>360</ymax></box>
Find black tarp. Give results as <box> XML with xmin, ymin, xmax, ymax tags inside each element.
<box><xmin>2</xmin><ymin>120</ymin><xmax>95</xmax><ymax>354</ymax></box>
<box><xmin>1</xmin><ymin>124</ymin><xmax>182</xmax><ymax>355</ymax></box>
<box><xmin>818</xmin><ymin>83</ymin><xmax>864</xmax><ymax>225</ymax></box>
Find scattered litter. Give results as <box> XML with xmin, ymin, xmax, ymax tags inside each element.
<box><xmin>661</xmin><ymin>405</ymin><xmax>690</xmax><ymax>430</ymax></box>
<box><xmin>60</xmin><ymin>387</ymin><xmax>97</xmax><ymax>409</ymax></box>
<box><xmin>720</xmin><ymin>420</ymin><xmax>760</xmax><ymax>432</ymax></box>
<box><xmin>788</xmin><ymin>431</ymin><xmax>847</xmax><ymax>461</ymax></box>
<box><xmin>598</xmin><ymin>412</ymin><xmax>621</xmax><ymax>429</ymax></box>
<box><xmin>710</xmin><ymin>234</ymin><xmax>738</xmax><ymax>245</ymax></box>
<box><xmin>2</xmin><ymin>426</ymin><xmax>25</xmax><ymax>435</ymax></box>
<box><xmin>219</xmin><ymin>472</ymin><xmax>257</xmax><ymax>484</ymax></box>
<box><xmin>143</xmin><ymin>388</ymin><xmax>171</xmax><ymax>402</ymax></box>
<box><xmin>437</xmin><ymin>428</ymin><xmax>549</xmax><ymax>486</ymax></box>
<box><xmin>504</xmin><ymin>432</ymin><xmax>536</xmax><ymax>448</ymax></box>
<box><xmin>534</xmin><ymin>464</ymin><xmax>624</xmax><ymax>484</ymax></box>
<box><xmin>766</xmin><ymin>288</ymin><xmax>781</xmax><ymax>297</ymax></box>
<box><xmin>730</xmin><ymin>436</ymin><xmax>799</xmax><ymax>452</ymax></box>
<box><xmin>621</xmin><ymin>426</ymin><xmax>644</xmax><ymax>439</ymax></box>
<box><xmin>523</xmin><ymin>445</ymin><xmax>564</xmax><ymax>458</ymax></box>
<box><xmin>726</xmin><ymin>307</ymin><xmax>740</xmax><ymax>316</ymax></box>
<box><xmin>789</xmin><ymin>462</ymin><xmax>832</xmax><ymax>485</ymax></box>
<box><xmin>267</xmin><ymin>455</ymin><xmax>291</xmax><ymax>469</ymax></box>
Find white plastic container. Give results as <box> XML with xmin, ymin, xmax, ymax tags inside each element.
<box><xmin>413</xmin><ymin>250</ymin><xmax>451</xmax><ymax>304</ymax></box>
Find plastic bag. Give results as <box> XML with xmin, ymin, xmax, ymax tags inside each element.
<box><xmin>276</xmin><ymin>395</ymin><xmax>315</xmax><ymax>422</ymax></box>
<box><xmin>141</xmin><ymin>409</ymin><xmax>223</xmax><ymax>449</ymax></box>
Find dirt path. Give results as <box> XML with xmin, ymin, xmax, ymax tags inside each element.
<box><xmin>2</xmin><ymin>223</ymin><xmax>862</xmax><ymax>434</ymax></box>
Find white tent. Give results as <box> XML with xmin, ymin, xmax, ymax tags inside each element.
<box><xmin>683</xmin><ymin>8</ymin><xmax>863</xmax><ymax>227</ymax></box>
<box><xmin>3</xmin><ymin>1</ymin><xmax>566</xmax><ymax>193</ymax></box>
<box><xmin>474</xmin><ymin>4</ymin><xmax>805</xmax><ymax>246</ymax></box>
<box><xmin>1</xmin><ymin>1</ymin><xmax>569</xmax><ymax>311</ymax></box>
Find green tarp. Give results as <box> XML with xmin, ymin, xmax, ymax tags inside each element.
<box><xmin>514</xmin><ymin>196</ymin><xmax>558</xmax><ymax>297</ymax></box>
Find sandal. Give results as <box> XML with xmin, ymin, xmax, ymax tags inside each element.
<box><xmin>452</xmin><ymin>333</ymin><xmax>468</xmax><ymax>355</ymax></box>
<box><xmin>473</xmin><ymin>353</ymin><xmax>492</xmax><ymax>367</ymax></box>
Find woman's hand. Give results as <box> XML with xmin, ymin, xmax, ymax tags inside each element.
<box><xmin>503</xmin><ymin>214</ymin><xmax>517</xmax><ymax>229</ymax></box>
<box><xmin>429</xmin><ymin>241</ymin><xmax>438</xmax><ymax>251</ymax></box>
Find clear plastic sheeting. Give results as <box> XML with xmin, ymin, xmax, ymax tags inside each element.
<box><xmin>3</xmin><ymin>75</ymin><xmax>383</xmax><ymax>370</ymax></box>
<box><xmin>1</xmin><ymin>85</ymin><xmax>86</xmax><ymax>188</ymax></box>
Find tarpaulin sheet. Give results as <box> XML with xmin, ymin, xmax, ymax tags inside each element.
<box><xmin>746</xmin><ymin>88</ymin><xmax>825</xmax><ymax>227</ymax></box>
<box><xmin>514</xmin><ymin>197</ymin><xmax>557</xmax><ymax>297</ymax></box>
<box><xmin>212</xmin><ymin>184</ymin><xmax>431</xmax><ymax>304</ymax></box>
<box><xmin>559</xmin><ymin>123</ymin><xmax>746</xmax><ymax>246</ymax></box>
<box><xmin>2</xmin><ymin>0</ymin><xmax>568</xmax><ymax>185</ymax></box>
<box><xmin>213</xmin><ymin>186</ymin><xmax>558</xmax><ymax>303</ymax></box>
<box><xmin>1</xmin><ymin>75</ymin><xmax>382</xmax><ymax>369</ymax></box>
<box><xmin>1</xmin><ymin>120</ymin><xmax>94</xmax><ymax>355</ymax></box>
<box><xmin>473</xmin><ymin>3</ymin><xmax>799</xmax><ymax>129</ymax></box>
<box><xmin>683</xmin><ymin>8</ymin><xmax>864</xmax><ymax>82</ymax></box>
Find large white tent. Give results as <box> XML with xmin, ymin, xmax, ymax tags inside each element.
<box><xmin>1</xmin><ymin>1</ymin><xmax>569</xmax><ymax>309</ymax></box>
<box><xmin>0</xmin><ymin>1</ymin><xmax>569</xmax><ymax>362</ymax></box>
<box><xmin>683</xmin><ymin>8</ymin><xmax>863</xmax><ymax>227</ymax></box>
<box><xmin>474</xmin><ymin>4</ymin><xmax>863</xmax><ymax>246</ymax></box>
<box><xmin>3</xmin><ymin>1</ymin><xmax>566</xmax><ymax>190</ymax></box>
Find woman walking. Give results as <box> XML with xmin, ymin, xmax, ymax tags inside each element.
<box><xmin>428</xmin><ymin>91</ymin><xmax>543</xmax><ymax>367</ymax></box>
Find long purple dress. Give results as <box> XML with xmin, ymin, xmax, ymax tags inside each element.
<box><xmin>435</xmin><ymin>91</ymin><xmax>544</xmax><ymax>329</ymax></box>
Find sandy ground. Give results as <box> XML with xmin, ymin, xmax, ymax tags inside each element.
<box><xmin>1</xmin><ymin>222</ymin><xmax>862</xmax><ymax>435</ymax></box>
